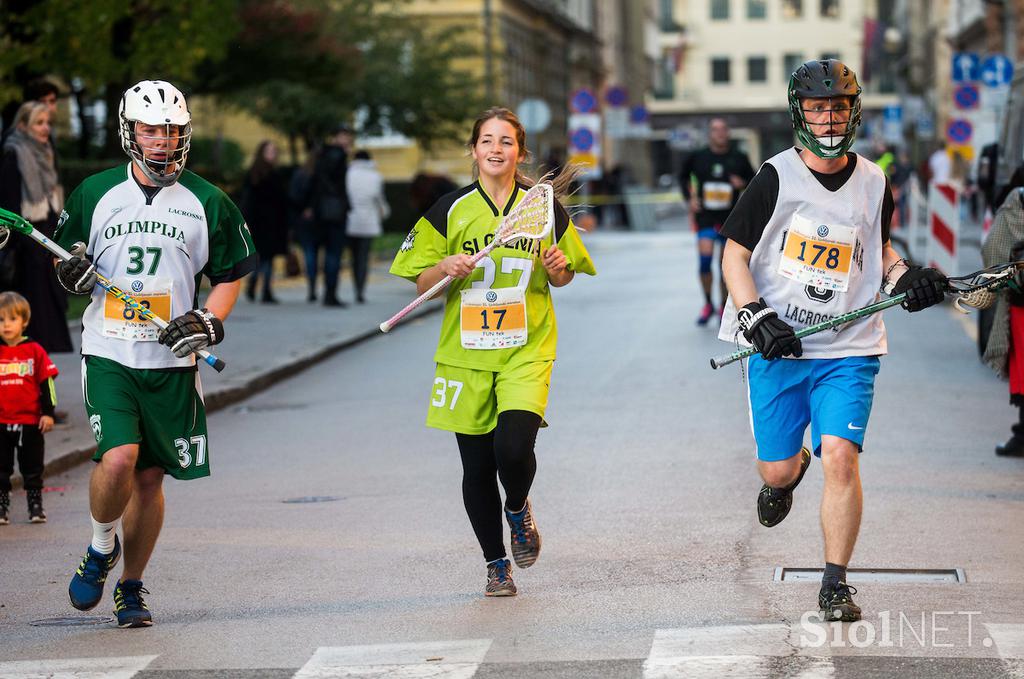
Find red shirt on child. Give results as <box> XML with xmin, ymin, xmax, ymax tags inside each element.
<box><xmin>0</xmin><ymin>339</ymin><xmax>58</xmax><ymax>425</ymax></box>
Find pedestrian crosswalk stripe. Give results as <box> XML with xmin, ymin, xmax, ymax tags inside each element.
<box><xmin>292</xmin><ymin>639</ymin><xmax>492</xmax><ymax>678</ymax></box>
<box><xmin>0</xmin><ymin>655</ymin><xmax>157</xmax><ymax>679</ymax></box>
<box><xmin>986</xmin><ymin>623</ymin><xmax>1024</xmax><ymax>659</ymax></box>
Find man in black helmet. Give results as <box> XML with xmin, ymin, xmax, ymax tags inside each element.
<box><xmin>716</xmin><ymin>59</ymin><xmax>947</xmax><ymax>622</ymax></box>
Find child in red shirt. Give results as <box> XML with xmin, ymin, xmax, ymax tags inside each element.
<box><xmin>0</xmin><ymin>291</ymin><xmax>58</xmax><ymax>524</ymax></box>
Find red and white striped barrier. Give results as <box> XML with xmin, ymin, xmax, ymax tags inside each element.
<box><xmin>926</xmin><ymin>182</ymin><xmax>959</xmax><ymax>275</ymax></box>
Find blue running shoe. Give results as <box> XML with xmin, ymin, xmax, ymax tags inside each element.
<box><xmin>113</xmin><ymin>579</ymin><xmax>153</xmax><ymax>628</ymax></box>
<box><xmin>505</xmin><ymin>499</ymin><xmax>541</xmax><ymax>568</ymax></box>
<box><xmin>68</xmin><ymin>536</ymin><xmax>121</xmax><ymax>611</ymax></box>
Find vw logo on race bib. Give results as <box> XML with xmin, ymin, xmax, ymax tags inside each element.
<box><xmin>131</xmin><ymin>280</ymin><xmax>144</xmax><ymax>293</ymax></box>
<box><xmin>486</xmin><ymin>291</ymin><xmax>498</xmax><ymax>303</ymax></box>
<box><xmin>817</xmin><ymin>224</ymin><xmax>829</xmax><ymax>238</ymax></box>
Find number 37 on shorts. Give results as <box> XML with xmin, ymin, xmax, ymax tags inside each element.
<box><xmin>425</xmin><ymin>362</ymin><xmax>552</xmax><ymax>435</ymax></box>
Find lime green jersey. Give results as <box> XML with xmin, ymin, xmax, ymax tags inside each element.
<box><xmin>390</xmin><ymin>181</ymin><xmax>596</xmax><ymax>370</ymax></box>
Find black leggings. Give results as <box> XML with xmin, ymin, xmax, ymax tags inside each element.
<box><xmin>0</xmin><ymin>424</ymin><xmax>44</xmax><ymax>492</ymax></box>
<box><xmin>455</xmin><ymin>410</ymin><xmax>541</xmax><ymax>562</ymax></box>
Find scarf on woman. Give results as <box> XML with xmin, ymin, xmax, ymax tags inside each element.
<box><xmin>3</xmin><ymin>128</ymin><xmax>60</xmax><ymax>208</ymax></box>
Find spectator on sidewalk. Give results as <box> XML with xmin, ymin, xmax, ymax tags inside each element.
<box><xmin>928</xmin><ymin>142</ymin><xmax>951</xmax><ymax>185</ymax></box>
<box><xmin>0</xmin><ymin>101</ymin><xmax>72</xmax><ymax>354</ymax></box>
<box><xmin>240</xmin><ymin>140</ymin><xmax>288</xmax><ymax>304</ymax></box>
<box><xmin>982</xmin><ymin>183</ymin><xmax>1024</xmax><ymax>458</ymax></box>
<box><xmin>0</xmin><ymin>291</ymin><xmax>58</xmax><ymax>525</ymax></box>
<box><xmin>289</xmin><ymin>153</ymin><xmax>320</xmax><ymax>302</ymax></box>
<box><xmin>306</xmin><ymin>124</ymin><xmax>353</xmax><ymax>307</ymax></box>
<box><xmin>345</xmin><ymin>150</ymin><xmax>389</xmax><ymax>304</ymax></box>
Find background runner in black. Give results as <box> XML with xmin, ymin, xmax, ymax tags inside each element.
<box><xmin>679</xmin><ymin>119</ymin><xmax>755</xmax><ymax>324</ymax></box>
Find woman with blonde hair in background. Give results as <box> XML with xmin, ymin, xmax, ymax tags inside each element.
<box><xmin>0</xmin><ymin>100</ymin><xmax>71</xmax><ymax>353</ymax></box>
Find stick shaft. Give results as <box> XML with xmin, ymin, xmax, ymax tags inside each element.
<box><xmin>709</xmin><ymin>294</ymin><xmax>907</xmax><ymax>369</ymax></box>
<box><xmin>24</xmin><ymin>228</ymin><xmax>226</xmax><ymax>372</ymax></box>
<box><xmin>379</xmin><ymin>239</ymin><xmax>500</xmax><ymax>333</ymax></box>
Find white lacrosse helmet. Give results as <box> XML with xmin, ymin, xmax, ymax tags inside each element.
<box><xmin>119</xmin><ymin>80</ymin><xmax>192</xmax><ymax>186</ymax></box>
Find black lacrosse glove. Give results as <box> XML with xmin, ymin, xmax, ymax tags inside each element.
<box><xmin>891</xmin><ymin>266</ymin><xmax>946</xmax><ymax>312</ymax></box>
<box><xmin>737</xmin><ymin>298</ymin><xmax>802</xmax><ymax>360</ymax></box>
<box><xmin>157</xmin><ymin>309</ymin><xmax>224</xmax><ymax>358</ymax></box>
<box><xmin>55</xmin><ymin>242</ymin><xmax>97</xmax><ymax>294</ymax></box>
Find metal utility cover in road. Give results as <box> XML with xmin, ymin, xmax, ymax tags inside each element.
<box><xmin>774</xmin><ymin>567</ymin><xmax>966</xmax><ymax>583</ymax></box>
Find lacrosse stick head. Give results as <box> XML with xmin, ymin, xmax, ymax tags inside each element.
<box><xmin>0</xmin><ymin>207</ymin><xmax>32</xmax><ymax>236</ymax></box>
<box><xmin>495</xmin><ymin>182</ymin><xmax>554</xmax><ymax>244</ymax></box>
<box><xmin>948</xmin><ymin>262</ymin><xmax>1024</xmax><ymax>313</ymax></box>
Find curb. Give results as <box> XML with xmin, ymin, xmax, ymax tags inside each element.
<box><xmin>14</xmin><ymin>300</ymin><xmax>442</xmax><ymax>489</ymax></box>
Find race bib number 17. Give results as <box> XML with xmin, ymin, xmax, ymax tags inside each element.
<box><xmin>778</xmin><ymin>215</ymin><xmax>856</xmax><ymax>292</ymax></box>
<box><xmin>460</xmin><ymin>287</ymin><xmax>527</xmax><ymax>349</ymax></box>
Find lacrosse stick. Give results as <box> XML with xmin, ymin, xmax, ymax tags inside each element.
<box><xmin>0</xmin><ymin>207</ymin><xmax>226</xmax><ymax>372</ymax></box>
<box><xmin>709</xmin><ymin>261</ymin><xmax>1024</xmax><ymax>370</ymax></box>
<box><xmin>380</xmin><ymin>182</ymin><xmax>555</xmax><ymax>333</ymax></box>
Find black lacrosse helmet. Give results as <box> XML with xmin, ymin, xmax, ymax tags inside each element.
<box><xmin>788</xmin><ymin>59</ymin><xmax>862</xmax><ymax>158</ymax></box>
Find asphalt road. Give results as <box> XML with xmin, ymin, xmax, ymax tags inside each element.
<box><xmin>1</xmin><ymin>232</ymin><xmax>1022</xmax><ymax>678</ymax></box>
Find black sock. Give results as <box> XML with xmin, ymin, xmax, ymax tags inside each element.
<box><xmin>704</xmin><ymin>291</ymin><xmax>713</xmax><ymax>305</ymax></box>
<box><xmin>822</xmin><ymin>562</ymin><xmax>847</xmax><ymax>589</ymax></box>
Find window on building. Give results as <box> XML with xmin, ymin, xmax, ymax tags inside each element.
<box><xmin>748</xmin><ymin>56</ymin><xmax>768</xmax><ymax>82</ymax></box>
<box><xmin>659</xmin><ymin>0</ymin><xmax>682</xmax><ymax>31</ymax></box>
<box><xmin>821</xmin><ymin>0</ymin><xmax>840</xmax><ymax>18</ymax></box>
<box><xmin>782</xmin><ymin>0</ymin><xmax>803</xmax><ymax>18</ymax></box>
<box><xmin>711</xmin><ymin>57</ymin><xmax>731</xmax><ymax>84</ymax></box>
<box><xmin>747</xmin><ymin>0</ymin><xmax>767</xmax><ymax>19</ymax></box>
<box><xmin>783</xmin><ymin>53</ymin><xmax>805</xmax><ymax>80</ymax></box>
<box><xmin>711</xmin><ymin>0</ymin><xmax>730</xmax><ymax>20</ymax></box>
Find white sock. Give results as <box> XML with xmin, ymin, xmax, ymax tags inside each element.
<box><xmin>91</xmin><ymin>516</ymin><xmax>119</xmax><ymax>554</ymax></box>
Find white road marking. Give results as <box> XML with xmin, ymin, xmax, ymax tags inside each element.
<box><xmin>293</xmin><ymin>639</ymin><xmax>492</xmax><ymax>678</ymax></box>
<box><xmin>0</xmin><ymin>655</ymin><xmax>157</xmax><ymax>679</ymax></box>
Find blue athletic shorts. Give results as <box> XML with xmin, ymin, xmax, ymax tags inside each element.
<box><xmin>746</xmin><ymin>355</ymin><xmax>881</xmax><ymax>461</ymax></box>
<box><xmin>697</xmin><ymin>226</ymin><xmax>726</xmax><ymax>243</ymax></box>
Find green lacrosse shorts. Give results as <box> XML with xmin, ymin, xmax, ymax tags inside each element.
<box><xmin>82</xmin><ymin>355</ymin><xmax>211</xmax><ymax>480</ymax></box>
<box><xmin>426</xmin><ymin>360</ymin><xmax>553</xmax><ymax>435</ymax></box>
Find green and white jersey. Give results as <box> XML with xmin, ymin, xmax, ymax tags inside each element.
<box><xmin>55</xmin><ymin>164</ymin><xmax>256</xmax><ymax>370</ymax></box>
<box><xmin>390</xmin><ymin>181</ymin><xmax>596</xmax><ymax>371</ymax></box>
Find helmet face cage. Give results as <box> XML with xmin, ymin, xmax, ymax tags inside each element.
<box><xmin>788</xmin><ymin>59</ymin><xmax>862</xmax><ymax>159</ymax></box>
<box><xmin>118</xmin><ymin>81</ymin><xmax>192</xmax><ymax>186</ymax></box>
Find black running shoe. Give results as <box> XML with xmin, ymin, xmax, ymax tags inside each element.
<box><xmin>113</xmin><ymin>579</ymin><xmax>153</xmax><ymax>628</ymax></box>
<box><xmin>485</xmin><ymin>558</ymin><xmax>517</xmax><ymax>597</ymax></box>
<box><xmin>819</xmin><ymin>581</ymin><xmax>861</xmax><ymax>622</ymax></box>
<box><xmin>758</xmin><ymin>447</ymin><xmax>811</xmax><ymax>527</ymax></box>
<box><xmin>27</xmin><ymin>489</ymin><xmax>46</xmax><ymax>523</ymax></box>
<box><xmin>505</xmin><ymin>499</ymin><xmax>541</xmax><ymax>568</ymax></box>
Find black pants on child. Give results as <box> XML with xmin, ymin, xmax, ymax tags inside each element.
<box><xmin>455</xmin><ymin>410</ymin><xmax>542</xmax><ymax>563</ymax></box>
<box><xmin>0</xmin><ymin>424</ymin><xmax>45</xmax><ymax>492</ymax></box>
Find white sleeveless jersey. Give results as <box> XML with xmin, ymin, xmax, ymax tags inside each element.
<box><xmin>56</xmin><ymin>165</ymin><xmax>255</xmax><ymax>369</ymax></box>
<box><xmin>719</xmin><ymin>148</ymin><xmax>888</xmax><ymax>358</ymax></box>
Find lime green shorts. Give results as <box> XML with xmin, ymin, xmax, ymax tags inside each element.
<box><xmin>82</xmin><ymin>355</ymin><xmax>210</xmax><ymax>480</ymax></box>
<box><xmin>426</xmin><ymin>361</ymin><xmax>553</xmax><ymax>435</ymax></box>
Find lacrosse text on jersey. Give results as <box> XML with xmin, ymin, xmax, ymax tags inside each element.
<box><xmin>778</xmin><ymin>215</ymin><xmax>856</xmax><ymax>292</ymax></box>
<box><xmin>54</xmin><ymin>164</ymin><xmax>255</xmax><ymax>370</ymax></box>
<box><xmin>460</xmin><ymin>287</ymin><xmax>527</xmax><ymax>349</ymax></box>
<box><xmin>389</xmin><ymin>180</ymin><xmax>596</xmax><ymax>371</ymax></box>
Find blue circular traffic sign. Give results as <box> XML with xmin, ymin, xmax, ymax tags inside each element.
<box><xmin>571</xmin><ymin>89</ymin><xmax>597</xmax><ymax>113</ymax></box>
<box><xmin>954</xmin><ymin>84</ymin><xmax>979</xmax><ymax>110</ymax></box>
<box><xmin>571</xmin><ymin>128</ymin><xmax>595</xmax><ymax>152</ymax></box>
<box><xmin>604</xmin><ymin>85</ymin><xmax>628</xmax><ymax>108</ymax></box>
<box><xmin>630</xmin><ymin>105</ymin><xmax>649</xmax><ymax>124</ymax></box>
<box><xmin>947</xmin><ymin>119</ymin><xmax>973</xmax><ymax>144</ymax></box>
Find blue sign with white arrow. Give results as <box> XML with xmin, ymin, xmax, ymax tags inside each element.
<box><xmin>981</xmin><ymin>54</ymin><xmax>1013</xmax><ymax>87</ymax></box>
<box><xmin>952</xmin><ymin>53</ymin><xmax>979</xmax><ymax>83</ymax></box>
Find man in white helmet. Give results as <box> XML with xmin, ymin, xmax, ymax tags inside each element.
<box><xmin>53</xmin><ymin>80</ymin><xmax>255</xmax><ymax>628</ymax></box>
<box><xmin>717</xmin><ymin>60</ymin><xmax>947</xmax><ymax>623</ymax></box>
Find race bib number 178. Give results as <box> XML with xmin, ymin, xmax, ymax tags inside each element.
<box><xmin>778</xmin><ymin>215</ymin><xmax>856</xmax><ymax>292</ymax></box>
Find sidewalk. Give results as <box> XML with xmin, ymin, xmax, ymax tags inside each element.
<box><xmin>12</xmin><ymin>261</ymin><xmax>440</xmax><ymax>488</ymax></box>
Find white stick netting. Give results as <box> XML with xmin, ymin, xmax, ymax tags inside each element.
<box><xmin>497</xmin><ymin>183</ymin><xmax>554</xmax><ymax>241</ymax></box>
